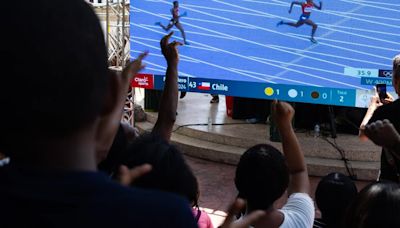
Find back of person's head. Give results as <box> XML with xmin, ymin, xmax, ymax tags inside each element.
<box><xmin>0</xmin><ymin>0</ymin><xmax>108</xmax><ymax>156</ymax></box>
<box><xmin>123</xmin><ymin>134</ymin><xmax>198</xmax><ymax>205</ymax></box>
<box><xmin>235</xmin><ymin>144</ymin><xmax>289</xmax><ymax>210</ymax></box>
<box><xmin>316</xmin><ymin>172</ymin><xmax>358</xmax><ymax>228</ymax></box>
<box><xmin>393</xmin><ymin>54</ymin><xmax>400</xmax><ymax>95</ymax></box>
<box><xmin>344</xmin><ymin>181</ymin><xmax>400</xmax><ymax>228</ymax></box>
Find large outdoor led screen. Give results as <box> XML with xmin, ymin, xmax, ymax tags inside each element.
<box><xmin>130</xmin><ymin>0</ymin><xmax>399</xmax><ymax>107</ymax></box>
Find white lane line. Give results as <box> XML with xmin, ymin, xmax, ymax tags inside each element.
<box><xmin>144</xmin><ymin>51</ymin><xmax>200</xmax><ymax>63</ymax></box>
<box><xmin>249</xmin><ymin>56</ymin><xmax>357</xmax><ymax>78</ymax></box>
<box><xmin>131</xmin><ymin>50</ymin><xmax>196</xmax><ymax>77</ymax></box>
<box><xmin>133</xmin><ymin>37</ymin><xmax>277</xmax><ymax>83</ymax></box>
<box><xmin>213</xmin><ymin>0</ymin><xmax>400</xmax><ymax>45</ymax></box>
<box><xmin>155</xmin><ymin>1</ymin><xmax>259</xmax><ymax>30</ymax></box>
<box><xmin>268</xmin><ymin>0</ymin><xmax>400</xmax><ymax>29</ymax></box>
<box><xmin>287</xmin><ymin>32</ymin><xmax>398</xmax><ymax>53</ymax></box>
<box><xmin>153</xmin><ymin>1</ymin><xmax>310</xmax><ymax>41</ymax></box>
<box><xmin>242</xmin><ymin>0</ymin><xmax>287</xmax><ymax>7</ymax></box>
<box><xmin>132</xmin><ymin>24</ymin><xmax>367</xmax><ymax>89</ymax></box>
<box><xmin>270</xmin><ymin>41</ymin><xmax>392</xmax><ymax>68</ymax></box>
<box><xmin>137</xmin><ymin>23</ymin><xmax>237</xmax><ymax>40</ymax></box>
<box><xmin>179</xmin><ymin>15</ymin><xmax>258</xmax><ymax>29</ymax></box>
<box><xmin>182</xmin><ymin>3</ymin><xmax>271</xmax><ymax>18</ymax></box>
<box><xmin>324</xmin><ymin>10</ymin><xmax>400</xmax><ymax>22</ymax></box>
<box><xmin>319</xmin><ymin>23</ymin><xmax>400</xmax><ymax>38</ymax></box>
<box><xmin>203</xmin><ymin>0</ymin><xmax>395</xmax><ymax>60</ymax></box>
<box><xmin>230</xmin><ymin>67</ymin><xmax>323</xmax><ymax>87</ymax></box>
<box><xmin>319</xmin><ymin>10</ymin><xmax>400</xmax><ymax>29</ymax></box>
<box><xmin>340</xmin><ymin>0</ymin><xmax>400</xmax><ymax>13</ymax></box>
<box><xmin>273</xmin><ymin>4</ymin><xmax>364</xmax><ymax>79</ymax></box>
<box><xmin>133</xmin><ymin>31</ymin><xmax>323</xmax><ymax>86</ymax></box>
<box><xmin>351</xmin><ymin>0</ymin><xmax>400</xmax><ymax>8</ymax></box>
<box><xmin>133</xmin><ymin>24</ymin><xmax>223</xmax><ymax>52</ymax></box>
<box><xmin>244</xmin><ymin>0</ymin><xmax>400</xmax><ymax>21</ymax></box>
<box><xmin>318</xmin><ymin>24</ymin><xmax>400</xmax><ymax>46</ymax></box>
<box><xmin>137</xmin><ymin>21</ymin><xmax>376</xmax><ymax>70</ymax></box>
<box><xmin>131</xmin><ymin>7</ymin><xmax>239</xmax><ymax>39</ymax></box>
<box><xmin>133</xmin><ymin>10</ymin><xmax>386</xmax><ymax>73</ymax></box>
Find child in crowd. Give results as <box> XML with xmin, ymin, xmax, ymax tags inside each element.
<box><xmin>314</xmin><ymin>172</ymin><xmax>358</xmax><ymax>228</ymax></box>
<box><xmin>122</xmin><ymin>134</ymin><xmax>213</xmax><ymax>228</ymax></box>
<box><xmin>234</xmin><ymin>101</ymin><xmax>314</xmax><ymax>228</ymax></box>
<box><xmin>344</xmin><ymin>181</ymin><xmax>400</xmax><ymax>228</ymax></box>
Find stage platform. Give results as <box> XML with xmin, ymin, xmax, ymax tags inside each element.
<box><xmin>135</xmin><ymin>89</ymin><xmax>381</xmax><ymax>181</ymax></box>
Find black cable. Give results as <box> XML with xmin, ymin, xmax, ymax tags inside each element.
<box><xmin>321</xmin><ymin>136</ymin><xmax>357</xmax><ymax>180</ymax></box>
<box><xmin>174</xmin><ymin>122</ymin><xmax>311</xmax><ymax>134</ymax></box>
<box><xmin>172</xmin><ymin>122</ymin><xmax>255</xmax><ymax>133</ymax></box>
<box><xmin>173</xmin><ymin>121</ymin><xmax>358</xmax><ymax>180</ymax></box>
<box><xmin>341</xmin><ymin>117</ymin><xmax>362</xmax><ymax>131</ymax></box>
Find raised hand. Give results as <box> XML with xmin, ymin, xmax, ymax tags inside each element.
<box><xmin>160</xmin><ymin>32</ymin><xmax>182</xmax><ymax>66</ymax></box>
<box><xmin>122</xmin><ymin>51</ymin><xmax>148</xmax><ymax>81</ymax></box>
<box><xmin>365</xmin><ymin>119</ymin><xmax>400</xmax><ymax>149</ymax></box>
<box><xmin>219</xmin><ymin>199</ymin><xmax>265</xmax><ymax>228</ymax></box>
<box><xmin>118</xmin><ymin>164</ymin><xmax>152</xmax><ymax>186</ymax></box>
<box><xmin>272</xmin><ymin>100</ymin><xmax>295</xmax><ymax>127</ymax></box>
<box><xmin>369</xmin><ymin>95</ymin><xmax>383</xmax><ymax>110</ymax></box>
<box><xmin>383</xmin><ymin>92</ymin><xmax>395</xmax><ymax>104</ymax></box>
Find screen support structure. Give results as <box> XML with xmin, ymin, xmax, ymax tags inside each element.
<box><xmin>89</xmin><ymin>0</ymin><xmax>135</xmax><ymax>126</ymax></box>
<box><xmin>328</xmin><ymin>106</ymin><xmax>337</xmax><ymax>139</ymax></box>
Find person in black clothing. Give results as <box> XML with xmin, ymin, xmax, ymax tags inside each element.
<box><xmin>98</xmin><ymin>32</ymin><xmax>182</xmax><ymax>176</ymax></box>
<box><xmin>98</xmin><ymin>122</ymin><xmax>138</xmax><ymax>176</ymax></box>
<box><xmin>344</xmin><ymin>182</ymin><xmax>400</xmax><ymax>228</ymax></box>
<box><xmin>364</xmin><ymin>119</ymin><xmax>400</xmax><ymax>154</ymax></box>
<box><xmin>0</xmin><ymin>1</ymin><xmax>197</xmax><ymax>227</ymax></box>
<box><xmin>360</xmin><ymin>54</ymin><xmax>400</xmax><ymax>182</ymax></box>
<box><xmin>313</xmin><ymin>172</ymin><xmax>358</xmax><ymax>228</ymax></box>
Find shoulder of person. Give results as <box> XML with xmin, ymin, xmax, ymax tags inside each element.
<box><xmin>370</xmin><ymin>100</ymin><xmax>400</xmax><ymax>123</ymax></box>
<box><xmin>97</xmin><ymin>185</ymin><xmax>197</xmax><ymax>227</ymax></box>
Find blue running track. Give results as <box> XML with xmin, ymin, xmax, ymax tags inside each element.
<box><xmin>130</xmin><ymin>0</ymin><xmax>400</xmax><ymax>107</ymax></box>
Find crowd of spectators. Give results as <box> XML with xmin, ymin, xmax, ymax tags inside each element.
<box><xmin>1</xmin><ymin>0</ymin><xmax>400</xmax><ymax>227</ymax></box>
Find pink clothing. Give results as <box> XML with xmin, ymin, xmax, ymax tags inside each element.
<box><xmin>192</xmin><ymin>208</ymin><xmax>214</xmax><ymax>228</ymax></box>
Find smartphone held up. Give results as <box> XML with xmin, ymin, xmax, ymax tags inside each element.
<box><xmin>376</xmin><ymin>84</ymin><xmax>387</xmax><ymax>103</ymax></box>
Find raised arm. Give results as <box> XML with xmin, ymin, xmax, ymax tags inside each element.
<box><xmin>365</xmin><ymin>119</ymin><xmax>400</xmax><ymax>153</ymax></box>
<box><xmin>313</xmin><ymin>1</ymin><xmax>322</xmax><ymax>10</ymax></box>
<box><xmin>151</xmin><ymin>32</ymin><xmax>182</xmax><ymax>142</ymax></box>
<box><xmin>95</xmin><ymin>53</ymin><xmax>147</xmax><ymax>163</ymax></box>
<box><xmin>359</xmin><ymin>95</ymin><xmax>382</xmax><ymax>140</ymax></box>
<box><xmin>289</xmin><ymin>1</ymin><xmax>302</xmax><ymax>13</ymax></box>
<box><xmin>272</xmin><ymin>100</ymin><xmax>310</xmax><ymax>195</ymax></box>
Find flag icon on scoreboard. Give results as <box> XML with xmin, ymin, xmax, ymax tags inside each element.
<box><xmin>198</xmin><ymin>82</ymin><xmax>211</xmax><ymax>90</ymax></box>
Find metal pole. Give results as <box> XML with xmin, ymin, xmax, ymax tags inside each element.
<box><xmin>117</xmin><ymin>0</ymin><xmax>120</xmax><ymax>67</ymax></box>
<box><xmin>106</xmin><ymin>0</ymin><xmax>109</xmax><ymax>52</ymax></box>
<box><xmin>121</xmin><ymin>0</ymin><xmax>126</xmax><ymax>68</ymax></box>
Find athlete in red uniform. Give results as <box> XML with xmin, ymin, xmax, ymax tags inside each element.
<box><xmin>277</xmin><ymin>0</ymin><xmax>322</xmax><ymax>43</ymax></box>
<box><xmin>156</xmin><ymin>1</ymin><xmax>189</xmax><ymax>45</ymax></box>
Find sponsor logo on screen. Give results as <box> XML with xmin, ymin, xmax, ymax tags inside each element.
<box><xmin>198</xmin><ymin>82</ymin><xmax>211</xmax><ymax>90</ymax></box>
<box><xmin>131</xmin><ymin>73</ymin><xmax>154</xmax><ymax>89</ymax></box>
<box><xmin>379</xmin><ymin>70</ymin><xmax>393</xmax><ymax>78</ymax></box>
<box><xmin>212</xmin><ymin>83</ymin><xmax>229</xmax><ymax>91</ymax></box>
